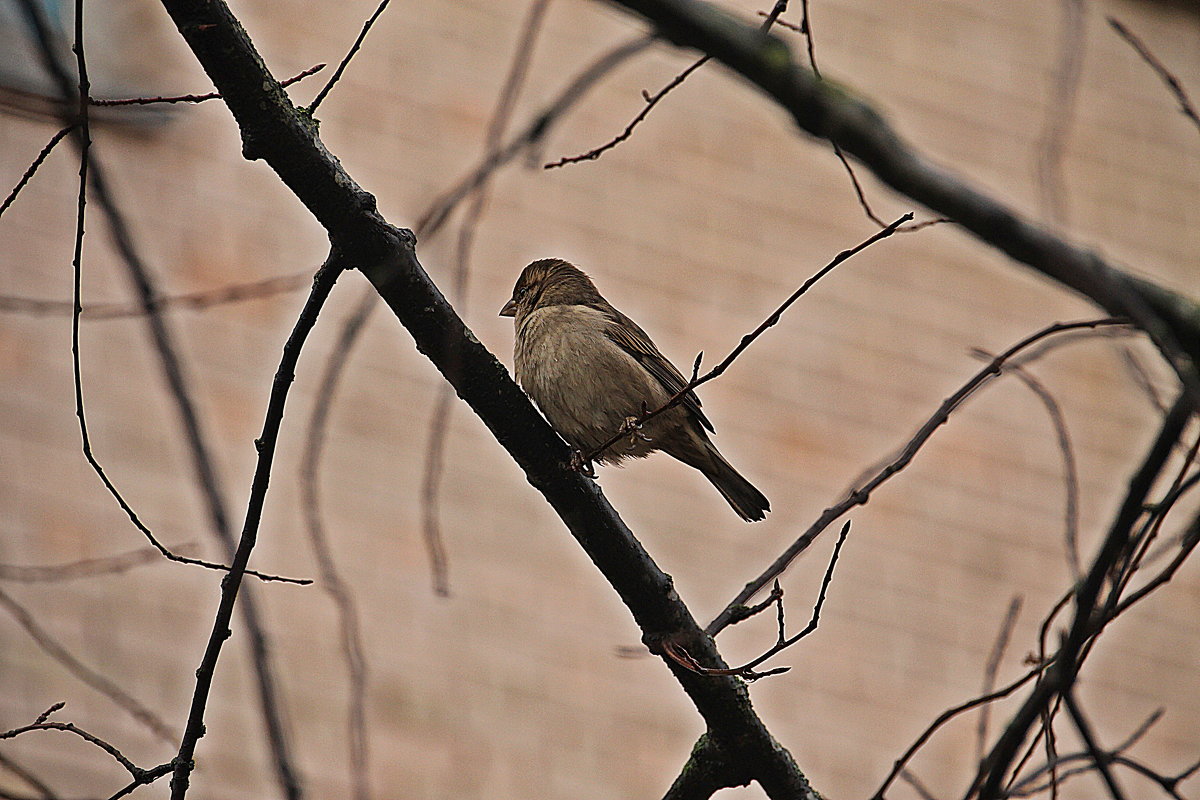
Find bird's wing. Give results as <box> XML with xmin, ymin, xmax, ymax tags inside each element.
<box><xmin>600</xmin><ymin>305</ymin><xmax>715</xmax><ymax>433</ymax></box>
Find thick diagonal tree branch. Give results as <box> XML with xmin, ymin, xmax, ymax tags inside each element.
<box><xmin>603</xmin><ymin>0</ymin><xmax>1200</xmax><ymax>401</ymax></box>
<box><xmin>156</xmin><ymin>1</ymin><xmax>814</xmax><ymax>797</ymax></box>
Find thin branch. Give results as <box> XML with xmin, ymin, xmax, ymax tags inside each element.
<box><xmin>0</xmin><ymin>587</ymin><xmax>174</xmax><ymax>742</ymax></box>
<box><xmin>1108</xmin><ymin>17</ymin><xmax>1200</xmax><ymax>134</ymax></box>
<box><xmin>1109</xmin><ymin>430</ymin><xmax>1200</xmax><ymax>606</ymax></box>
<box><xmin>1035</xmin><ymin>0</ymin><xmax>1086</xmax><ymax>226</ymax></box>
<box><xmin>1118</xmin><ymin>344</ymin><xmax>1167</xmax><ymax>413</ymax></box>
<box><xmin>1063</xmin><ymin>691</ymin><xmax>1128</xmax><ymax>800</ymax></box>
<box><xmin>67</xmin><ymin>1</ymin><xmax>96</xmax><ymax>636</ymax></box>
<box><xmin>981</xmin><ymin>357</ymin><xmax>1081</xmax><ymax>578</ymax></box>
<box><xmin>898</xmin><ymin>770</ymin><xmax>940</xmax><ymax>800</ymax></box>
<box><xmin>757</xmin><ymin>10</ymin><xmax>801</xmax><ymax>34</ymax></box>
<box><xmin>666</xmin><ymin>521</ymin><xmax>849</xmax><ymax>681</ymax></box>
<box><xmin>1112</xmin><ymin>507</ymin><xmax>1200</xmax><ymax>618</ymax></box>
<box><xmin>1</xmin><ymin>713</ymin><xmax>171</xmax><ymax>792</ymax></box>
<box><xmin>709</xmin><ymin>317</ymin><xmax>1127</xmax><ymax>637</ymax></box>
<box><xmin>91</xmin><ymin>63</ymin><xmax>326</xmax><ymax>106</ymax></box>
<box><xmin>543</xmin><ymin>52</ymin><xmax>709</xmax><ymax>168</ymax></box>
<box><xmin>417</xmin><ymin>35</ymin><xmax>654</xmax><ymax>236</ymax></box>
<box><xmin>762</xmin><ymin>6</ymin><xmax>949</xmax><ymax>232</ymax></box>
<box><xmin>0</xmin><ymin>123</ymin><xmax>74</xmax><ymax>221</ymax></box>
<box><xmin>308</xmin><ymin>0</ymin><xmax>392</xmax><ymax>113</ymax></box>
<box><xmin>976</xmin><ymin>596</ymin><xmax>1023</xmax><ymax>764</ymax></box>
<box><xmin>418</xmin><ymin>404</ymin><xmax>453</xmax><ymax>594</ymax></box>
<box><xmin>1112</xmin><ymin>709</ymin><xmax>1165</xmax><ymax>758</ymax></box>
<box><xmin>1007</xmin><ymin>444</ymin><xmax>1200</xmax><ymax>795</ymax></box>
<box><xmin>170</xmin><ymin>255</ymin><xmax>344</xmax><ymax>799</ymax></box>
<box><xmin>545</xmin><ymin>0</ymin><xmax>790</xmax><ymax>168</ymax></box>
<box><xmin>1043</xmin><ymin>705</ymin><xmax>1061</xmax><ymax>800</ymax></box>
<box><xmin>0</xmin><ymin>544</ymin><xmax>197</xmax><ymax>582</ymax></box>
<box><xmin>0</xmin><ymin>272</ymin><xmax>311</xmax><ymax>318</ymax></box>
<box><xmin>584</xmin><ymin>212</ymin><xmax>913</xmax><ymax>464</ymax></box>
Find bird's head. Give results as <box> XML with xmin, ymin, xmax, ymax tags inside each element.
<box><xmin>500</xmin><ymin>258</ymin><xmax>604</xmax><ymax>320</ymax></box>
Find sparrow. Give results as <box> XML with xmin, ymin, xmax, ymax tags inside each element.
<box><xmin>501</xmin><ymin>258</ymin><xmax>769</xmax><ymax>522</ymax></box>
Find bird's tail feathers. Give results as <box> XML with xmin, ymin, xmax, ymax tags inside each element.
<box><xmin>701</xmin><ymin>447</ymin><xmax>770</xmax><ymax>523</ymax></box>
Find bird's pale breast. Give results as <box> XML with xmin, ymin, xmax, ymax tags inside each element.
<box><xmin>514</xmin><ymin>305</ymin><xmax>675</xmax><ymax>460</ymax></box>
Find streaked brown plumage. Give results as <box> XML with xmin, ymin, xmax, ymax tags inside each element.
<box><xmin>501</xmin><ymin>258</ymin><xmax>769</xmax><ymax>522</ymax></box>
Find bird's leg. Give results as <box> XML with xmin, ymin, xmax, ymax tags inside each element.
<box><xmin>568</xmin><ymin>450</ymin><xmax>597</xmax><ymax>478</ymax></box>
<box><xmin>620</xmin><ymin>415</ymin><xmax>652</xmax><ymax>446</ymax></box>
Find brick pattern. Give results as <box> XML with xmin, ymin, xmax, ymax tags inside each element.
<box><xmin>1</xmin><ymin>1</ymin><xmax>1198</xmax><ymax>798</ymax></box>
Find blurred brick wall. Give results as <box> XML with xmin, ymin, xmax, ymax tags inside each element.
<box><xmin>1</xmin><ymin>0</ymin><xmax>1197</xmax><ymax>798</ymax></box>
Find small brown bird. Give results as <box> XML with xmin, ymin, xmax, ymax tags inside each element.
<box><xmin>501</xmin><ymin>258</ymin><xmax>769</xmax><ymax>522</ymax></box>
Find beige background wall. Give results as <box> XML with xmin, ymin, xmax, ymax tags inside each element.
<box><xmin>1</xmin><ymin>0</ymin><xmax>1197</xmax><ymax>797</ymax></box>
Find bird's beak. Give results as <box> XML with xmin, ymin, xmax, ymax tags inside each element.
<box><xmin>499</xmin><ymin>299</ymin><xmax>518</xmax><ymax>317</ymax></box>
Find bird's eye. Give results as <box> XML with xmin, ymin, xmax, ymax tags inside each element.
<box><xmin>516</xmin><ymin>286</ymin><xmax>529</xmax><ymax>299</ymax></box>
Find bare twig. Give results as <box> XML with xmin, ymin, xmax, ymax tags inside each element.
<box><xmin>0</xmin><ymin>587</ymin><xmax>174</xmax><ymax>742</ymax></box>
<box><xmin>976</xmin><ymin>596</ymin><xmax>1023</xmax><ymax>764</ymax></box>
<box><xmin>665</xmin><ymin>521</ymin><xmax>849</xmax><ymax>681</ymax></box>
<box><xmin>1</xmin><ymin>710</ymin><xmax>172</xmax><ymax>793</ymax></box>
<box><xmin>975</xmin><ymin>356</ymin><xmax>1081</xmax><ymax>577</ymax></box>
<box><xmin>417</xmin><ymin>35</ymin><xmax>653</xmax><ymax>235</ymax></box>
<box><xmin>759</xmin><ymin>5</ymin><xmax>949</xmax><ymax>233</ymax></box>
<box><xmin>899</xmin><ymin>770</ymin><xmax>940</xmax><ymax>800</ymax></box>
<box><xmin>0</xmin><ymin>124</ymin><xmax>74</xmax><ymax>221</ymax></box>
<box><xmin>308</xmin><ymin>0</ymin><xmax>392</xmax><ymax>113</ymax></box>
<box><xmin>418</xmin><ymin>405</ymin><xmax>453</xmax><ymax>594</ymax></box>
<box><xmin>1118</xmin><ymin>345</ymin><xmax>1167</xmax><ymax>413</ymax></box>
<box><xmin>91</xmin><ymin>63</ymin><xmax>326</xmax><ymax>106</ymax></box>
<box><xmin>543</xmin><ymin>52</ymin><xmax>709</xmax><ymax>168</ymax></box>
<box><xmin>1108</xmin><ymin>17</ymin><xmax>1200</xmax><ymax>134</ymax></box>
<box><xmin>66</xmin><ymin>6</ymin><xmax>96</xmax><ymax>624</ymax></box>
<box><xmin>1043</xmin><ymin>706</ymin><xmax>1061</xmax><ymax>800</ymax></box>
<box><xmin>709</xmin><ymin>317</ymin><xmax>1128</xmax><ymax>637</ymax></box>
<box><xmin>0</xmin><ymin>271</ymin><xmax>310</xmax><ymax>318</ymax></box>
<box><xmin>1003</xmin><ymin>433</ymin><xmax>1199</xmax><ymax>797</ymax></box>
<box><xmin>757</xmin><ymin>10</ymin><xmax>802</xmax><ymax>34</ymax></box>
<box><xmin>1109</xmin><ymin>431</ymin><xmax>1200</xmax><ymax>605</ymax></box>
<box><xmin>1111</xmin><ymin>501</ymin><xmax>1200</xmax><ymax>618</ymax></box>
<box><xmin>1035</xmin><ymin>0</ymin><xmax>1086</xmax><ymax>225</ymax></box>
<box><xmin>170</xmin><ymin>255</ymin><xmax>346</xmax><ymax>800</ymax></box>
<box><xmin>1063</xmin><ymin>691</ymin><xmax>1128</xmax><ymax>800</ymax></box>
<box><xmin>1006</xmin><ymin>709</ymin><xmax>1168</xmax><ymax>797</ymax></box>
<box><xmin>583</xmin><ymin>212</ymin><xmax>913</xmax><ymax>464</ymax></box>
<box><xmin>0</xmin><ymin>544</ymin><xmax>197</xmax><ymax>582</ymax></box>
<box><xmin>545</xmin><ymin>0</ymin><xmax>791</xmax><ymax>168</ymax></box>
